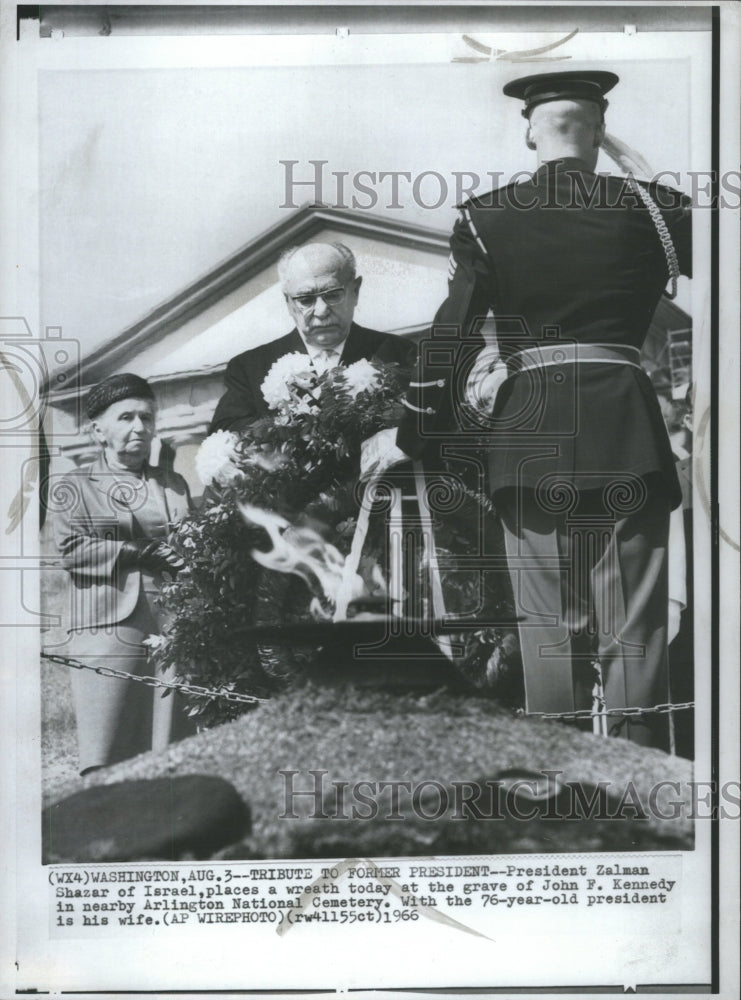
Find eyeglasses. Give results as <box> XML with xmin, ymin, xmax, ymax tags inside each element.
<box><xmin>288</xmin><ymin>286</ymin><xmax>347</xmax><ymax>313</ymax></box>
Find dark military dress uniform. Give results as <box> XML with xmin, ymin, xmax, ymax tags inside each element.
<box><xmin>397</xmin><ymin>157</ymin><xmax>692</xmax><ymax>747</ymax></box>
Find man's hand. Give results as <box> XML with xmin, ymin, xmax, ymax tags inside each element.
<box><xmin>360</xmin><ymin>427</ymin><xmax>410</xmax><ymax>480</ymax></box>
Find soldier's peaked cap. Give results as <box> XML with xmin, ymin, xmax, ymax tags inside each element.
<box><xmin>503</xmin><ymin>70</ymin><xmax>619</xmax><ymax>118</ymax></box>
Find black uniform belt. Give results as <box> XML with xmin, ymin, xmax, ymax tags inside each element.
<box><xmin>511</xmin><ymin>343</ymin><xmax>644</xmax><ymax>373</ymax></box>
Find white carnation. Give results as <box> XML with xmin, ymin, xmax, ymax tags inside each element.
<box><xmin>243</xmin><ymin>448</ymin><xmax>288</xmax><ymax>472</ymax></box>
<box><xmin>142</xmin><ymin>633</ymin><xmax>166</xmax><ymax>650</ymax></box>
<box><xmin>195</xmin><ymin>430</ymin><xmax>242</xmax><ymax>486</ymax></box>
<box><xmin>261</xmin><ymin>352</ymin><xmax>317</xmax><ymax>409</ymax></box>
<box><xmin>342</xmin><ymin>359</ymin><xmax>381</xmax><ymax>399</ymax></box>
<box><xmin>293</xmin><ymin>399</ymin><xmax>320</xmax><ymax>417</ymax></box>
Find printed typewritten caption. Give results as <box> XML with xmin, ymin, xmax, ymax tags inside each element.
<box><xmin>49</xmin><ymin>857</ymin><xmax>683</xmax><ymax>936</ymax></box>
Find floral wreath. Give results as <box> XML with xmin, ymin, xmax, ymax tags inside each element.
<box><xmin>148</xmin><ymin>352</ymin><xmax>521</xmax><ymax>725</ymax></box>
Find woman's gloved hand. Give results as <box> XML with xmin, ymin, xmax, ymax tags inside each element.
<box><xmin>118</xmin><ymin>539</ymin><xmax>184</xmax><ymax>574</ymax></box>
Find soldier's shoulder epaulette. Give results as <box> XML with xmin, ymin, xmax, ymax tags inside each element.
<box><xmin>627</xmin><ymin>176</ymin><xmax>689</xmax><ymax>209</ymax></box>
<box><xmin>462</xmin><ymin>180</ymin><xmax>528</xmax><ymax>211</ymax></box>
<box><xmin>603</xmin><ymin>173</ymin><xmax>632</xmax><ymax>188</ymax></box>
<box><xmin>647</xmin><ymin>180</ymin><xmax>690</xmax><ymax>209</ymax></box>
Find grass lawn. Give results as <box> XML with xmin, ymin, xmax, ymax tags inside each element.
<box><xmin>40</xmin><ymin>659</ymin><xmax>79</xmax><ymax>798</ymax></box>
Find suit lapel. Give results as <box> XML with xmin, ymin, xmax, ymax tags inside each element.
<box><xmin>338</xmin><ymin>324</ymin><xmax>366</xmax><ymax>366</ymax></box>
<box><xmin>270</xmin><ymin>329</ymin><xmax>307</xmax><ymax>362</ymax></box>
<box><xmin>90</xmin><ymin>459</ymin><xmax>189</xmax><ymax>532</ymax></box>
<box><xmin>88</xmin><ymin>455</ymin><xmax>135</xmax><ymax>538</ymax></box>
<box><xmin>287</xmin><ymin>329</ymin><xmax>308</xmax><ymax>355</ymax></box>
<box><xmin>269</xmin><ymin>325</ymin><xmax>377</xmax><ymax>368</ymax></box>
<box><xmin>274</xmin><ymin>325</ymin><xmax>380</xmax><ymax>367</ymax></box>
<box><xmin>150</xmin><ymin>466</ymin><xmax>188</xmax><ymax>526</ymax></box>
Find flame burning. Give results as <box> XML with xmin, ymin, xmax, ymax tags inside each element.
<box><xmin>239</xmin><ymin>504</ymin><xmax>382</xmax><ymax>622</ymax></box>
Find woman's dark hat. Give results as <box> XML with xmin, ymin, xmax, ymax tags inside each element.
<box><xmin>86</xmin><ymin>372</ymin><xmax>154</xmax><ymax>420</ymax></box>
<box><xmin>503</xmin><ymin>70</ymin><xmax>619</xmax><ymax>118</ymax></box>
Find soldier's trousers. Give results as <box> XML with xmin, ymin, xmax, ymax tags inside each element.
<box><xmin>498</xmin><ymin>487</ymin><xmax>670</xmax><ymax>748</ymax></box>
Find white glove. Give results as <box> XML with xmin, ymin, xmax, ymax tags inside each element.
<box><xmin>465</xmin><ymin>347</ymin><xmax>508</xmax><ymax>413</ymax></box>
<box><xmin>668</xmin><ymin>598</ymin><xmax>683</xmax><ymax>645</ymax></box>
<box><xmin>360</xmin><ymin>427</ymin><xmax>409</xmax><ymax>480</ymax></box>
<box><xmin>601</xmin><ymin>133</ymin><xmax>655</xmax><ymax>178</ymax></box>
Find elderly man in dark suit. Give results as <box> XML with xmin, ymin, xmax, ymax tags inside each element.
<box><xmin>209</xmin><ymin>242</ymin><xmax>414</xmax><ymax>433</ymax></box>
<box><xmin>366</xmin><ymin>70</ymin><xmax>692</xmax><ymax>749</ymax></box>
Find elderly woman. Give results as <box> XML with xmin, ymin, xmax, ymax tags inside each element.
<box><xmin>53</xmin><ymin>373</ymin><xmax>195</xmax><ymax>774</ymax></box>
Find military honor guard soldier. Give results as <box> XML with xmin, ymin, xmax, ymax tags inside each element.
<box><xmin>366</xmin><ymin>70</ymin><xmax>692</xmax><ymax>750</ymax></box>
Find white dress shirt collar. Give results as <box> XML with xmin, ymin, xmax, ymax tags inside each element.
<box><xmin>299</xmin><ymin>334</ymin><xmax>348</xmax><ymax>372</ymax></box>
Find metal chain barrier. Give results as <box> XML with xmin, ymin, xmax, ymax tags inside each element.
<box><xmin>43</xmin><ymin>651</ymin><xmax>693</xmax><ymax>722</ymax></box>
<box><xmin>518</xmin><ymin>701</ymin><xmax>694</xmax><ymax>722</ymax></box>
<box><xmin>41</xmin><ymin>651</ymin><xmax>267</xmax><ymax>706</ymax></box>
